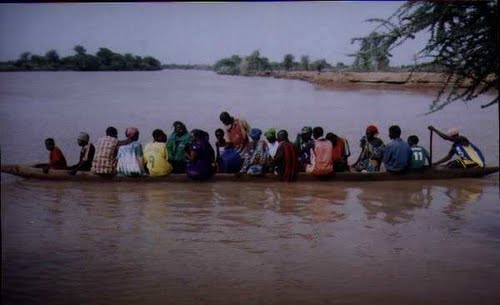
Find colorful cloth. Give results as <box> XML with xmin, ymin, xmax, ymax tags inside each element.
<box><xmin>267</xmin><ymin>141</ymin><xmax>279</xmax><ymax>158</ymax></box>
<box><xmin>240</xmin><ymin>140</ymin><xmax>271</xmax><ymax>175</ymax></box>
<box><xmin>49</xmin><ymin>147</ymin><xmax>67</xmax><ymax>170</ymax></box>
<box><xmin>275</xmin><ymin>141</ymin><xmax>299</xmax><ymax>182</ymax></box>
<box><xmin>450</xmin><ymin>138</ymin><xmax>485</xmax><ymax>168</ymax></box>
<box><xmin>382</xmin><ymin>138</ymin><xmax>411</xmax><ymax>172</ymax></box>
<box><xmin>225</xmin><ymin>118</ymin><xmax>250</xmax><ymax>154</ymax></box>
<box><xmin>294</xmin><ymin>134</ymin><xmax>314</xmax><ymax>170</ymax></box>
<box><xmin>306</xmin><ymin>138</ymin><xmax>333</xmax><ymax>176</ymax></box>
<box><xmin>91</xmin><ymin>136</ymin><xmax>118</xmax><ymax>175</ymax></box>
<box><xmin>167</xmin><ymin>131</ymin><xmax>192</xmax><ymax>162</ymax></box>
<box><xmin>355</xmin><ymin>136</ymin><xmax>385</xmax><ymax>172</ymax></box>
<box><xmin>116</xmin><ymin>141</ymin><xmax>146</xmax><ymax>176</ymax></box>
<box><xmin>143</xmin><ymin>142</ymin><xmax>173</xmax><ymax>176</ymax></box>
<box><xmin>409</xmin><ymin>145</ymin><xmax>430</xmax><ymax>170</ymax></box>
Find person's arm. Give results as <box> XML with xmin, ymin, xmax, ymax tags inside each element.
<box><xmin>428</xmin><ymin>126</ymin><xmax>454</xmax><ymax>142</ymax></box>
<box><xmin>433</xmin><ymin>147</ymin><xmax>455</xmax><ymax>165</ymax></box>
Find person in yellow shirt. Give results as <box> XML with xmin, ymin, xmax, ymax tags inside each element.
<box><xmin>143</xmin><ymin>129</ymin><xmax>173</xmax><ymax>176</ymax></box>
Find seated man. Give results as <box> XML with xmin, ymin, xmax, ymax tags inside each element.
<box><xmin>35</xmin><ymin>138</ymin><xmax>68</xmax><ymax>174</ymax></box>
<box><xmin>382</xmin><ymin>125</ymin><xmax>411</xmax><ymax>173</ymax></box>
<box><xmin>274</xmin><ymin>130</ymin><xmax>299</xmax><ymax>182</ymax></box>
<box><xmin>428</xmin><ymin>126</ymin><xmax>485</xmax><ymax>168</ymax></box>
<box><xmin>68</xmin><ymin>132</ymin><xmax>95</xmax><ymax>175</ymax></box>
<box><xmin>407</xmin><ymin>135</ymin><xmax>431</xmax><ymax>170</ymax></box>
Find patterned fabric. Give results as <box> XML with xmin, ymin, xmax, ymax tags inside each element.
<box><xmin>355</xmin><ymin>136</ymin><xmax>385</xmax><ymax>172</ymax></box>
<box><xmin>49</xmin><ymin>147</ymin><xmax>67</xmax><ymax>169</ymax></box>
<box><xmin>240</xmin><ymin>140</ymin><xmax>271</xmax><ymax>175</ymax></box>
<box><xmin>91</xmin><ymin>136</ymin><xmax>118</xmax><ymax>175</ymax></box>
<box><xmin>225</xmin><ymin>118</ymin><xmax>250</xmax><ymax>154</ymax></box>
<box><xmin>116</xmin><ymin>141</ymin><xmax>146</xmax><ymax>176</ymax></box>
<box><xmin>275</xmin><ymin>141</ymin><xmax>299</xmax><ymax>182</ymax></box>
<box><xmin>143</xmin><ymin>142</ymin><xmax>173</xmax><ymax>176</ymax></box>
<box><xmin>450</xmin><ymin>141</ymin><xmax>485</xmax><ymax>168</ymax></box>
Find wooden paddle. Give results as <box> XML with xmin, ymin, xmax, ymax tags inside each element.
<box><xmin>429</xmin><ymin>128</ymin><xmax>433</xmax><ymax>165</ymax></box>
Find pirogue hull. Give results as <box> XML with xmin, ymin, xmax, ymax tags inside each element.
<box><xmin>1</xmin><ymin>164</ymin><xmax>498</xmax><ymax>183</ymax></box>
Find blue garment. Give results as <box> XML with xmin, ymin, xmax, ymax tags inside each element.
<box><xmin>186</xmin><ymin>139</ymin><xmax>214</xmax><ymax>180</ymax></box>
<box><xmin>382</xmin><ymin>138</ymin><xmax>411</xmax><ymax>172</ymax></box>
<box><xmin>219</xmin><ymin>148</ymin><xmax>242</xmax><ymax>173</ymax></box>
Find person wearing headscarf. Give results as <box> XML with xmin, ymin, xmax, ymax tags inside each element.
<box><xmin>219</xmin><ymin>111</ymin><xmax>250</xmax><ymax>155</ymax></box>
<box><xmin>265</xmin><ymin>128</ymin><xmax>279</xmax><ymax>159</ymax></box>
<box><xmin>143</xmin><ymin>129</ymin><xmax>173</xmax><ymax>176</ymax></box>
<box><xmin>428</xmin><ymin>125</ymin><xmax>484</xmax><ymax>168</ymax></box>
<box><xmin>240</xmin><ymin>128</ymin><xmax>271</xmax><ymax>176</ymax></box>
<box><xmin>167</xmin><ymin>121</ymin><xmax>192</xmax><ymax>173</ymax></box>
<box><xmin>185</xmin><ymin>129</ymin><xmax>216</xmax><ymax>180</ymax></box>
<box><xmin>116</xmin><ymin>127</ymin><xmax>146</xmax><ymax>176</ymax></box>
<box><xmin>68</xmin><ymin>131</ymin><xmax>95</xmax><ymax>175</ymax></box>
<box><xmin>326</xmin><ymin>132</ymin><xmax>350</xmax><ymax>172</ymax></box>
<box><xmin>353</xmin><ymin>125</ymin><xmax>385</xmax><ymax>172</ymax></box>
<box><xmin>294</xmin><ymin>126</ymin><xmax>315</xmax><ymax>171</ymax></box>
<box><xmin>274</xmin><ymin>130</ymin><xmax>299</xmax><ymax>182</ymax></box>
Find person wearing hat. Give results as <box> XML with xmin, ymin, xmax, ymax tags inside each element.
<box><xmin>68</xmin><ymin>132</ymin><xmax>95</xmax><ymax>175</ymax></box>
<box><xmin>353</xmin><ymin>125</ymin><xmax>385</xmax><ymax>172</ymax></box>
<box><xmin>294</xmin><ymin>126</ymin><xmax>314</xmax><ymax>171</ymax></box>
<box><xmin>219</xmin><ymin>111</ymin><xmax>250</xmax><ymax>155</ymax></box>
<box><xmin>428</xmin><ymin>125</ymin><xmax>485</xmax><ymax>168</ymax></box>
<box><xmin>240</xmin><ymin>128</ymin><xmax>271</xmax><ymax>176</ymax></box>
<box><xmin>265</xmin><ymin>128</ymin><xmax>279</xmax><ymax>159</ymax></box>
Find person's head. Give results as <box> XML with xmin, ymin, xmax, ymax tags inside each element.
<box><xmin>300</xmin><ymin>126</ymin><xmax>312</xmax><ymax>141</ymax></box>
<box><xmin>77</xmin><ymin>132</ymin><xmax>89</xmax><ymax>147</ymax></box>
<box><xmin>249</xmin><ymin>128</ymin><xmax>262</xmax><ymax>141</ymax></box>
<box><xmin>215</xmin><ymin>128</ymin><xmax>225</xmax><ymax>141</ymax></box>
<box><xmin>191</xmin><ymin>129</ymin><xmax>204</xmax><ymax>141</ymax></box>
<box><xmin>44</xmin><ymin>138</ymin><xmax>55</xmax><ymax>151</ymax></box>
<box><xmin>173</xmin><ymin>121</ymin><xmax>187</xmax><ymax>136</ymax></box>
<box><xmin>106</xmin><ymin>126</ymin><xmax>118</xmax><ymax>138</ymax></box>
<box><xmin>312</xmin><ymin>126</ymin><xmax>324</xmax><ymax>140</ymax></box>
<box><xmin>219</xmin><ymin>111</ymin><xmax>234</xmax><ymax>125</ymax></box>
<box><xmin>388</xmin><ymin>125</ymin><xmax>402</xmax><ymax>140</ymax></box>
<box><xmin>152</xmin><ymin>129</ymin><xmax>166</xmax><ymax>143</ymax></box>
<box><xmin>125</xmin><ymin>127</ymin><xmax>139</xmax><ymax>141</ymax></box>
<box><xmin>277</xmin><ymin>130</ymin><xmax>289</xmax><ymax>142</ymax></box>
<box><xmin>407</xmin><ymin>135</ymin><xmax>419</xmax><ymax>146</ymax></box>
<box><xmin>325</xmin><ymin>132</ymin><xmax>338</xmax><ymax>146</ymax></box>
<box><xmin>265</xmin><ymin>128</ymin><xmax>276</xmax><ymax>143</ymax></box>
<box><xmin>446</xmin><ymin>128</ymin><xmax>459</xmax><ymax>140</ymax></box>
<box><xmin>365</xmin><ymin>125</ymin><xmax>379</xmax><ymax>140</ymax></box>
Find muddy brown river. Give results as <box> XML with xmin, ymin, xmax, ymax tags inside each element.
<box><xmin>1</xmin><ymin>71</ymin><xmax>499</xmax><ymax>304</ymax></box>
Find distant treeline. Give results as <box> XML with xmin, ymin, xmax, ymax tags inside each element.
<box><xmin>0</xmin><ymin>45</ymin><xmax>162</xmax><ymax>72</ymax></box>
<box><xmin>161</xmin><ymin>63</ymin><xmax>213</xmax><ymax>71</ymax></box>
<box><xmin>214</xmin><ymin>50</ymin><xmax>447</xmax><ymax>76</ymax></box>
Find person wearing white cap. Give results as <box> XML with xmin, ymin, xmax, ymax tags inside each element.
<box><xmin>428</xmin><ymin>125</ymin><xmax>485</xmax><ymax>168</ymax></box>
<box><xmin>68</xmin><ymin>132</ymin><xmax>95</xmax><ymax>175</ymax></box>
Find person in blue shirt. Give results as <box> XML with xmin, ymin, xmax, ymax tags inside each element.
<box><xmin>382</xmin><ymin>125</ymin><xmax>411</xmax><ymax>173</ymax></box>
<box><xmin>219</xmin><ymin>142</ymin><xmax>242</xmax><ymax>173</ymax></box>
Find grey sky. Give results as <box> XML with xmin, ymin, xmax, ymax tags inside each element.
<box><xmin>0</xmin><ymin>2</ymin><xmax>427</xmax><ymax>66</ymax></box>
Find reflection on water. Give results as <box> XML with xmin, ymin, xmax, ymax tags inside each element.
<box><xmin>2</xmin><ymin>178</ymin><xmax>499</xmax><ymax>305</ymax></box>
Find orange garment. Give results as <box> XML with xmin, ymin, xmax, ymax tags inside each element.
<box><xmin>306</xmin><ymin>139</ymin><xmax>333</xmax><ymax>176</ymax></box>
<box><xmin>331</xmin><ymin>138</ymin><xmax>345</xmax><ymax>163</ymax></box>
<box><xmin>226</xmin><ymin>119</ymin><xmax>249</xmax><ymax>150</ymax></box>
<box><xmin>49</xmin><ymin>147</ymin><xmax>67</xmax><ymax>169</ymax></box>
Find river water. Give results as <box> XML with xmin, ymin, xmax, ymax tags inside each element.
<box><xmin>1</xmin><ymin>70</ymin><xmax>499</xmax><ymax>304</ymax></box>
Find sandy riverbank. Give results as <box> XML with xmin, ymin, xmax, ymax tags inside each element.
<box><xmin>260</xmin><ymin>71</ymin><xmax>451</xmax><ymax>91</ymax></box>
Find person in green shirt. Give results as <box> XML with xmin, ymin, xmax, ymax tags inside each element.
<box><xmin>407</xmin><ymin>135</ymin><xmax>431</xmax><ymax>170</ymax></box>
<box><xmin>167</xmin><ymin>121</ymin><xmax>192</xmax><ymax>173</ymax></box>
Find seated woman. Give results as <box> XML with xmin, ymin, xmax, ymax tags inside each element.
<box><xmin>116</xmin><ymin>127</ymin><xmax>146</xmax><ymax>177</ymax></box>
<box><xmin>186</xmin><ymin>129</ymin><xmax>216</xmax><ymax>180</ymax></box>
<box><xmin>240</xmin><ymin>128</ymin><xmax>271</xmax><ymax>176</ymax></box>
<box><xmin>219</xmin><ymin>142</ymin><xmax>242</xmax><ymax>173</ymax></box>
<box><xmin>143</xmin><ymin>129</ymin><xmax>173</xmax><ymax>177</ymax></box>
<box><xmin>326</xmin><ymin>132</ymin><xmax>349</xmax><ymax>172</ymax></box>
<box><xmin>353</xmin><ymin>125</ymin><xmax>385</xmax><ymax>173</ymax></box>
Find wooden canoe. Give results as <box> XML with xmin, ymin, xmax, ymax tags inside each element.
<box><xmin>1</xmin><ymin>164</ymin><xmax>498</xmax><ymax>183</ymax></box>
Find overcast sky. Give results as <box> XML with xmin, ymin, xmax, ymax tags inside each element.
<box><xmin>0</xmin><ymin>2</ymin><xmax>428</xmax><ymax>66</ymax></box>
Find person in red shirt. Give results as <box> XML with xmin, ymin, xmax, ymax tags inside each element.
<box><xmin>35</xmin><ymin>138</ymin><xmax>67</xmax><ymax>173</ymax></box>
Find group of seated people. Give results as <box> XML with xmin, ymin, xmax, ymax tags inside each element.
<box><xmin>37</xmin><ymin>111</ymin><xmax>485</xmax><ymax>182</ymax></box>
